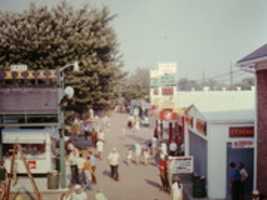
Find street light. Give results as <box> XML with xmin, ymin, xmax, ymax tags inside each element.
<box><xmin>57</xmin><ymin>61</ymin><xmax>79</xmax><ymax>188</ymax></box>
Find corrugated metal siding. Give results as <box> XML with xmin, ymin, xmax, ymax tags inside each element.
<box><xmin>0</xmin><ymin>88</ymin><xmax>58</xmax><ymax>114</ymax></box>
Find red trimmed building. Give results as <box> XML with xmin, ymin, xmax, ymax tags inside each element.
<box><xmin>238</xmin><ymin>43</ymin><xmax>267</xmax><ymax>196</ymax></box>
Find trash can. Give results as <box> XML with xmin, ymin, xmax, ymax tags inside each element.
<box><xmin>47</xmin><ymin>170</ymin><xmax>59</xmax><ymax>189</ymax></box>
<box><xmin>192</xmin><ymin>175</ymin><xmax>206</xmax><ymax>198</ymax></box>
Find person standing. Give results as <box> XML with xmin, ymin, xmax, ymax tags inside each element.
<box><xmin>143</xmin><ymin>148</ymin><xmax>150</xmax><ymax>165</ymax></box>
<box><xmin>239</xmin><ymin>162</ymin><xmax>248</xmax><ymax>200</ymax></box>
<box><xmin>229</xmin><ymin>162</ymin><xmax>241</xmax><ymax>200</ymax></box>
<box><xmin>171</xmin><ymin>177</ymin><xmax>183</xmax><ymax>200</ymax></box>
<box><xmin>107</xmin><ymin>148</ymin><xmax>120</xmax><ymax>181</ymax></box>
<box><xmin>169</xmin><ymin>141</ymin><xmax>177</xmax><ymax>157</ymax></box>
<box><xmin>0</xmin><ymin>160</ymin><xmax>7</xmax><ymax>184</ymax></box>
<box><xmin>69</xmin><ymin>149</ymin><xmax>80</xmax><ymax>185</ymax></box>
<box><xmin>82</xmin><ymin>157</ymin><xmax>92</xmax><ymax>190</ymax></box>
<box><xmin>96</xmin><ymin>140</ymin><xmax>104</xmax><ymax>160</ymax></box>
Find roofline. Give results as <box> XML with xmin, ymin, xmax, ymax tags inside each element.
<box><xmin>207</xmin><ymin>119</ymin><xmax>254</xmax><ymax>125</ymax></box>
<box><xmin>237</xmin><ymin>56</ymin><xmax>267</xmax><ymax>68</ymax></box>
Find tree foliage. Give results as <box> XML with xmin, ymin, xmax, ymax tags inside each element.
<box><xmin>120</xmin><ymin>68</ymin><xmax>150</xmax><ymax>101</ymax></box>
<box><xmin>0</xmin><ymin>2</ymin><xmax>123</xmax><ymax>112</ymax></box>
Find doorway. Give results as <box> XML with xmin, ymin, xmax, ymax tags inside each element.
<box><xmin>226</xmin><ymin>143</ymin><xmax>254</xmax><ymax>200</ymax></box>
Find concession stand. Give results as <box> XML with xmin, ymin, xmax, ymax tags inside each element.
<box><xmin>185</xmin><ymin>105</ymin><xmax>255</xmax><ymax>199</ymax></box>
<box><xmin>153</xmin><ymin>108</ymin><xmax>185</xmax><ymax>155</ymax></box>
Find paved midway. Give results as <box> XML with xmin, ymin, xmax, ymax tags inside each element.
<box><xmin>87</xmin><ymin>112</ymin><xmax>170</xmax><ymax>200</ymax></box>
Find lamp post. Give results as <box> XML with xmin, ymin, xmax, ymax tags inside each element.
<box><xmin>57</xmin><ymin>61</ymin><xmax>79</xmax><ymax>188</ymax></box>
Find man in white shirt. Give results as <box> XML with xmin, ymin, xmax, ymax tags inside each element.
<box><xmin>107</xmin><ymin>148</ymin><xmax>120</xmax><ymax>181</ymax></box>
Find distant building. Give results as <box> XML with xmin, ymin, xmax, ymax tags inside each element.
<box><xmin>238</xmin><ymin>43</ymin><xmax>267</xmax><ymax>196</ymax></box>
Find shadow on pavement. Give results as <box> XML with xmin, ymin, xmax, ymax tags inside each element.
<box><xmin>144</xmin><ymin>179</ymin><xmax>161</xmax><ymax>190</ymax></box>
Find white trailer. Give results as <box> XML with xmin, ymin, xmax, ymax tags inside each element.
<box><xmin>2</xmin><ymin>128</ymin><xmax>58</xmax><ymax>174</ymax></box>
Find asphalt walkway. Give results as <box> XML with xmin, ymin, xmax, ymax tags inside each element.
<box><xmin>86</xmin><ymin>112</ymin><xmax>170</xmax><ymax>200</ymax></box>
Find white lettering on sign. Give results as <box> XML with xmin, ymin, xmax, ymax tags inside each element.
<box><xmin>168</xmin><ymin>156</ymin><xmax>194</xmax><ymax>174</ymax></box>
<box><xmin>11</xmin><ymin>64</ymin><xmax>28</xmax><ymax>71</ymax></box>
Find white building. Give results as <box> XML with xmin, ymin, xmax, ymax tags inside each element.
<box><xmin>180</xmin><ymin>89</ymin><xmax>255</xmax><ymax>199</ymax></box>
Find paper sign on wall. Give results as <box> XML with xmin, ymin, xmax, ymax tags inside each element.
<box><xmin>168</xmin><ymin>156</ymin><xmax>194</xmax><ymax>174</ymax></box>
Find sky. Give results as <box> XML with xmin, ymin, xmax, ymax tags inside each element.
<box><xmin>0</xmin><ymin>0</ymin><xmax>267</xmax><ymax>80</ymax></box>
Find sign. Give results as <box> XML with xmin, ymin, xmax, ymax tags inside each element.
<box><xmin>161</xmin><ymin>87</ymin><xmax>174</xmax><ymax>95</ymax></box>
<box><xmin>28</xmin><ymin>160</ymin><xmax>37</xmax><ymax>170</ymax></box>
<box><xmin>229</xmin><ymin>127</ymin><xmax>254</xmax><ymax>137</ymax></box>
<box><xmin>160</xmin><ymin>74</ymin><xmax>176</xmax><ymax>86</ymax></box>
<box><xmin>169</xmin><ymin>156</ymin><xmax>193</xmax><ymax>174</ymax></box>
<box><xmin>11</xmin><ymin>64</ymin><xmax>28</xmax><ymax>71</ymax></box>
<box><xmin>232</xmin><ymin>140</ymin><xmax>254</xmax><ymax>149</ymax></box>
<box><xmin>160</xmin><ymin>109</ymin><xmax>177</xmax><ymax>121</ymax></box>
<box><xmin>158</xmin><ymin>63</ymin><xmax>177</xmax><ymax>75</ymax></box>
<box><xmin>196</xmin><ymin>119</ymin><xmax>207</xmax><ymax>136</ymax></box>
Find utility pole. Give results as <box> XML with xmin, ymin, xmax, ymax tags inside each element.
<box><xmin>230</xmin><ymin>62</ymin><xmax>233</xmax><ymax>89</ymax></box>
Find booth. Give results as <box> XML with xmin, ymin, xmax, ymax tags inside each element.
<box><xmin>185</xmin><ymin>105</ymin><xmax>255</xmax><ymax>199</ymax></box>
<box><xmin>153</xmin><ymin>108</ymin><xmax>185</xmax><ymax>156</ymax></box>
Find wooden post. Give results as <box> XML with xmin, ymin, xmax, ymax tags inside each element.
<box><xmin>18</xmin><ymin>145</ymin><xmax>42</xmax><ymax>200</ymax></box>
<box><xmin>4</xmin><ymin>144</ymin><xmax>17</xmax><ymax>200</ymax></box>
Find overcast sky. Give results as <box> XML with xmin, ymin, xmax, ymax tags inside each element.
<box><xmin>1</xmin><ymin>0</ymin><xmax>267</xmax><ymax>80</ymax></box>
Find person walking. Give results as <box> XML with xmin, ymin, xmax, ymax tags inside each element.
<box><xmin>69</xmin><ymin>149</ymin><xmax>80</xmax><ymax>185</ymax></box>
<box><xmin>134</xmin><ymin>143</ymin><xmax>142</xmax><ymax>164</ymax></box>
<box><xmin>126</xmin><ymin>147</ymin><xmax>133</xmax><ymax>165</ymax></box>
<box><xmin>159</xmin><ymin>154</ymin><xmax>170</xmax><ymax>192</ymax></box>
<box><xmin>239</xmin><ymin>162</ymin><xmax>248</xmax><ymax>200</ymax></box>
<box><xmin>82</xmin><ymin>157</ymin><xmax>92</xmax><ymax>190</ymax></box>
<box><xmin>77</xmin><ymin>153</ymin><xmax>86</xmax><ymax>186</ymax></box>
<box><xmin>143</xmin><ymin>148</ymin><xmax>150</xmax><ymax>165</ymax></box>
<box><xmin>96</xmin><ymin>140</ymin><xmax>104</xmax><ymax>160</ymax></box>
<box><xmin>89</xmin><ymin>151</ymin><xmax>97</xmax><ymax>184</ymax></box>
<box><xmin>107</xmin><ymin>148</ymin><xmax>120</xmax><ymax>181</ymax></box>
<box><xmin>229</xmin><ymin>162</ymin><xmax>241</xmax><ymax>200</ymax></box>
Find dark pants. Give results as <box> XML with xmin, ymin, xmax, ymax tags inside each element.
<box><xmin>110</xmin><ymin>165</ymin><xmax>119</xmax><ymax>180</ymax></box>
<box><xmin>231</xmin><ymin>180</ymin><xmax>240</xmax><ymax>200</ymax></box>
<box><xmin>160</xmin><ymin>171</ymin><xmax>170</xmax><ymax>192</ymax></box>
<box><xmin>70</xmin><ymin>165</ymin><xmax>79</xmax><ymax>185</ymax></box>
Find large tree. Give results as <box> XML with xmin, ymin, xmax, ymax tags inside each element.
<box><xmin>0</xmin><ymin>2</ymin><xmax>123</xmax><ymax>112</ymax></box>
<box><xmin>120</xmin><ymin>68</ymin><xmax>150</xmax><ymax>102</ymax></box>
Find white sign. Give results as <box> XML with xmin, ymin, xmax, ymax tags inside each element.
<box><xmin>232</xmin><ymin>140</ymin><xmax>254</xmax><ymax>149</ymax></box>
<box><xmin>169</xmin><ymin>156</ymin><xmax>194</xmax><ymax>174</ymax></box>
<box><xmin>11</xmin><ymin>64</ymin><xmax>28</xmax><ymax>71</ymax></box>
<box><xmin>158</xmin><ymin>63</ymin><xmax>177</xmax><ymax>75</ymax></box>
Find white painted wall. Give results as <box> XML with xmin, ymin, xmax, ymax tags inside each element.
<box><xmin>207</xmin><ymin>122</ymin><xmax>255</xmax><ymax>199</ymax></box>
<box><xmin>207</xmin><ymin>123</ymin><xmax>228</xmax><ymax>199</ymax></box>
